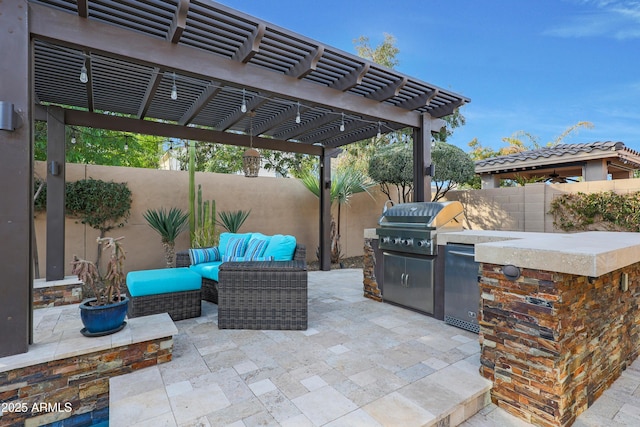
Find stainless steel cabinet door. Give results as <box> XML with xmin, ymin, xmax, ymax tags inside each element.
<box><xmin>383</xmin><ymin>252</ymin><xmax>434</xmax><ymax>314</ymax></box>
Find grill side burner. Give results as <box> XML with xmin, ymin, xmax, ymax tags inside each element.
<box><xmin>376</xmin><ymin>201</ymin><xmax>464</xmax><ymax>315</ymax></box>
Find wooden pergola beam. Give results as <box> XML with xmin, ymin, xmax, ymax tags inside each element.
<box><xmin>29</xmin><ymin>3</ymin><xmax>421</xmax><ymax>128</ymax></box>
<box><xmin>62</xmin><ymin>109</ymin><xmax>325</xmax><ymax>156</ymax></box>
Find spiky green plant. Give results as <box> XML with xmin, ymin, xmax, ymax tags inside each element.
<box><xmin>300</xmin><ymin>167</ymin><xmax>374</xmax><ymax>263</ymax></box>
<box><xmin>143</xmin><ymin>207</ymin><xmax>190</xmax><ymax>268</ymax></box>
<box><xmin>217</xmin><ymin>210</ymin><xmax>251</xmax><ymax>233</ymax></box>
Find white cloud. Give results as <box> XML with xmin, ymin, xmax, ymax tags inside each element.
<box><xmin>545</xmin><ymin>0</ymin><xmax>640</xmax><ymax>39</ymax></box>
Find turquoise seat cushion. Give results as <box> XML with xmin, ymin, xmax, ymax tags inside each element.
<box><xmin>218</xmin><ymin>232</ymin><xmax>253</xmax><ymax>257</ymax></box>
<box><xmin>263</xmin><ymin>234</ymin><xmax>297</xmax><ymax>261</ymax></box>
<box><xmin>126</xmin><ymin>267</ymin><xmax>201</xmax><ymax>297</ymax></box>
<box><xmin>189</xmin><ymin>261</ymin><xmax>223</xmax><ymax>282</ymax></box>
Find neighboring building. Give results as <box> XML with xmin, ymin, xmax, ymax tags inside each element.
<box><xmin>475</xmin><ymin>141</ymin><xmax>640</xmax><ymax>188</ymax></box>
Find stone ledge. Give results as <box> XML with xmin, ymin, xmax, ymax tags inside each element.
<box><xmin>0</xmin><ymin>309</ymin><xmax>178</xmax><ymax>426</ymax></box>
<box><xmin>0</xmin><ymin>311</ymin><xmax>178</xmax><ymax>372</ymax></box>
<box><xmin>439</xmin><ymin>230</ymin><xmax>640</xmax><ymax>277</ymax></box>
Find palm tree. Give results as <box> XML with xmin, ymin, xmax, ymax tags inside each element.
<box><xmin>301</xmin><ymin>167</ymin><xmax>374</xmax><ymax>263</ymax></box>
<box><xmin>143</xmin><ymin>207</ymin><xmax>190</xmax><ymax>268</ymax></box>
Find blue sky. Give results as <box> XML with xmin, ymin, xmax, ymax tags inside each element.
<box><xmin>217</xmin><ymin>0</ymin><xmax>640</xmax><ymax>153</ymax></box>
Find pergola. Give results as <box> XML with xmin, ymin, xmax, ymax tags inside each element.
<box><xmin>0</xmin><ymin>0</ymin><xmax>469</xmax><ymax>357</ymax></box>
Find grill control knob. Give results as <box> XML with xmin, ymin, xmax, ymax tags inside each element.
<box><xmin>393</xmin><ymin>237</ymin><xmax>403</xmax><ymax>245</ymax></box>
<box><xmin>403</xmin><ymin>238</ymin><xmax>414</xmax><ymax>246</ymax></box>
<box><xmin>417</xmin><ymin>239</ymin><xmax>431</xmax><ymax>248</ymax></box>
<box><xmin>381</xmin><ymin>236</ymin><xmax>391</xmax><ymax>244</ymax></box>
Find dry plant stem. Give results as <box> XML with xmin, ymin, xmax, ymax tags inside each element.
<box><xmin>71</xmin><ymin>236</ymin><xmax>126</xmax><ymax>306</ymax></box>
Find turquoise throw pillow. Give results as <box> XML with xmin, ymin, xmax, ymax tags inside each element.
<box><xmin>218</xmin><ymin>232</ymin><xmax>252</xmax><ymax>257</ymax></box>
<box><xmin>189</xmin><ymin>247</ymin><xmax>220</xmax><ymax>265</ymax></box>
<box><xmin>245</xmin><ymin>238</ymin><xmax>269</xmax><ymax>260</ymax></box>
<box><xmin>222</xmin><ymin>236</ymin><xmax>249</xmax><ymax>261</ymax></box>
<box><xmin>262</xmin><ymin>234</ymin><xmax>297</xmax><ymax>261</ymax></box>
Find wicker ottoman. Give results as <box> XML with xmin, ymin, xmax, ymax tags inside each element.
<box><xmin>126</xmin><ymin>267</ymin><xmax>202</xmax><ymax>321</ymax></box>
<box><xmin>217</xmin><ymin>260</ymin><xmax>308</xmax><ymax>330</ymax></box>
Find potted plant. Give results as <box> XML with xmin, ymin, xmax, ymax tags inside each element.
<box><xmin>71</xmin><ymin>236</ymin><xmax>128</xmax><ymax>337</ymax></box>
<box><xmin>143</xmin><ymin>207</ymin><xmax>190</xmax><ymax>268</ymax></box>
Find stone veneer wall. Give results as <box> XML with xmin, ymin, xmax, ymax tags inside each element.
<box><xmin>0</xmin><ymin>337</ymin><xmax>173</xmax><ymax>426</ymax></box>
<box><xmin>479</xmin><ymin>261</ymin><xmax>640</xmax><ymax>427</ymax></box>
<box><xmin>33</xmin><ymin>283</ymin><xmax>83</xmax><ymax>309</ymax></box>
<box><xmin>363</xmin><ymin>237</ymin><xmax>382</xmax><ymax>301</ymax></box>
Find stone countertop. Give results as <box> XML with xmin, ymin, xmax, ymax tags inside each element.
<box><xmin>439</xmin><ymin>230</ymin><xmax>640</xmax><ymax>277</ymax></box>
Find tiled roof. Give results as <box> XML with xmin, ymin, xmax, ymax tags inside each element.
<box><xmin>476</xmin><ymin>142</ymin><xmax>638</xmax><ymax>168</ymax></box>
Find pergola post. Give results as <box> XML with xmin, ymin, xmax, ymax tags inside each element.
<box><xmin>319</xmin><ymin>150</ymin><xmax>332</xmax><ymax>271</ymax></box>
<box><xmin>0</xmin><ymin>2</ymin><xmax>33</xmax><ymax>357</ymax></box>
<box><xmin>413</xmin><ymin>114</ymin><xmax>447</xmax><ymax>202</ymax></box>
<box><xmin>46</xmin><ymin>106</ymin><xmax>66</xmax><ymax>280</ymax></box>
<box><xmin>413</xmin><ymin>114</ymin><xmax>432</xmax><ymax>202</ymax></box>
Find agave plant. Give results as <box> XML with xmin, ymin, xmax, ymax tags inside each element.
<box><xmin>143</xmin><ymin>207</ymin><xmax>190</xmax><ymax>268</ymax></box>
<box><xmin>217</xmin><ymin>209</ymin><xmax>251</xmax><ymax>233</ymax></box>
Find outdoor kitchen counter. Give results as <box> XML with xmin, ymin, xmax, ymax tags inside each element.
<box><xmin>438</xmin><ymin>230</ymin><xmax>640</xmax><ymax>277</ymax></box>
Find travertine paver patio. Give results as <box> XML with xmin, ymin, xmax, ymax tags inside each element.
<box><xmin>109</xmin><ymin>269</ymin><xmax>492</xmax><ymax>426</ymax></box>
<box><xmin>22</xmin><ymin>269</ymin><xmax>640</xmax><ymax>426</ymax></box>
<box><xmin>108</xmin><ymin>268</ymin><xmax>640</xmax><ymax>426</ymax></box>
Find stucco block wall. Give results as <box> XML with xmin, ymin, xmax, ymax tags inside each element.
<box><xmin>447</xmin><ymin>178</ymin><xmax>640</xmax><ymax>233</ymax></box>
<box><xmin>34</xmin><ymin>162</ymin><xmax>387</xmax><ymax>277</ymax></box>
<box><xmin>445</xmin><ymin>187</ymin><xmax>525</xmax><ymax>231</ymax></box>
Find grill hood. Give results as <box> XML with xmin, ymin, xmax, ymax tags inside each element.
<box><xmin>378</xmin><ymin>201</ymin><xmax>465</xmax><ymax>230</ymax></box>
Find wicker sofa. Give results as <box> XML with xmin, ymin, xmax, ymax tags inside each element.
<box><xmin>176</xmin><ymin>242</ymin><xmax>306</xmax><ymax>305</ymax></box>
<box><xmin>176</xmin><ymin>232</ymin><xmax>308</xmax><ymax>330</ymax></box>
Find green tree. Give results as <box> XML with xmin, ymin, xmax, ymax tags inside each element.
<box><xmin>368</xmin><ymin>141</ymin><xmax>475</xmax><ymax>202</ymax></box>
<box><xmin>354</xmin><ymin>33</ymin><xmax>399</xmax><ymax>68</ymax></box>
<box><xmin>34</xmin><ymin>122</ymin><xmax>163</xmax><ymax>168</ymax></box>
<box><xmin>176</xmin><ymin>142</ymin><xmax>316</xmax><ymax>178</ymax></box>
<box><xmin>367</xmin><ymin>142</ymin><xmax>414</xmax><ymax>203</ymax></box>
<box><xmin>431</xmin><ymin>142</ymin><xmax>476</xmax><ymax>201</ymax></box>
<box><xmin>65</xmin><ymin>178</ymin><xmax>132</xmax><ymax>265</ymax></box>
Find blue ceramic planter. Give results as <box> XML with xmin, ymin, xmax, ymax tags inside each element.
<box><xmin>79</xmin><ymin>296</ymin><xmax>129</xmax><ymax>336</ymax></box>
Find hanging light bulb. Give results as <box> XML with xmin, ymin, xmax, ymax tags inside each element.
<box><xmin>71</xmin><ymin>136</ymin><xmax>77</xmax><ymax>144</ymax></box>
<box><xmin>295</xmin><ymin>102</ymin><xmax>301</xmax><ymax>124</ymax></box>
<box><xmin>240</xmin><ymin>89</ymin><xmax>247</xmax><ymax>113</ymax></box>
<box><xmin>124</xmin><ymin>142</ymin><xmax>129</xmax><ymax>151</ymax></box>
<box><xmin>377</xmin><ymin>122</ymin><xmax>382</xmax><ymax>138</ymax></box>
<box><xmin>79</xmin><ymin>60</ymin><xmax>88</xmax><ymax>83</ymax></box>
<box><xmin>340</xmin><ymin>113</ymin><xmax>345</xmax><ymax>132</ymax></box>
<box><xmin>171</xmin><ymin>72</ymin><xmax>178</xmax><ymax>100</ymax></box>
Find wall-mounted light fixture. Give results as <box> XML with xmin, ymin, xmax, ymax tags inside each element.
<box><xmin>502</xmin><ymin>265</ymin><xmax>521</xmax><ymax>281</ymax></box>
<box><xmin>0</xmin><ymin>102</ymin><xmax>18</xmax><ymax>131</ymax></box>
<box><xmin>48</xmin><ymin>160</ymin><xmax>60</xmax><ymax>176</ymax></box>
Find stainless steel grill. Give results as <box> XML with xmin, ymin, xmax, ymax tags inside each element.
<box><xmin>376</xmin><ymin>201</ymin><xmax>464</xmax><ymax>315</ymax></box>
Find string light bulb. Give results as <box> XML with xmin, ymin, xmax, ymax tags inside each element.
<box><xmin>79</xmin><ymin>60</ymin><xmax>88</xmax><ymax>83</ymax></box>
<box><xmin>377</xmin><ymin>121</ymin><xmax>382</xmax><ymax>138</ymax></box>
<box><xmin>124</xmin><ymin>142</ymin><xmax>129</xmax><ymax>151</ymax></box>
<box><xmin>71</xmin><ymin>136</ymin><xmax>77</xmax><ymax>144</ymax></box>
<box><xmin>340</xmin><ymin>113</ymin><xmax>345</xmax><ymax>132</ymax></box>
<box><xmin>241</xmin><ymin>89</ymin><xmax>247</xmax><ymax>113</ymax></box>
<box><xmin>295</xmin><ymin>102</ymin><xmax>301</xmax><ymax>124</ymax></box>
<box><xmin>171</xmin><ymin>72</ymin><xmax>178</xmax><ymax>100</ymax></box>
